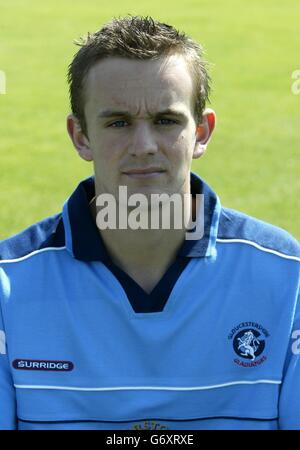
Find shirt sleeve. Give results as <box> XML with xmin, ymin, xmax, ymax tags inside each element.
<box><xmin>279</xmin><ymin>288</ymin><xmax>300</xmax><ymax>429</ymax></box>
<box><xmin>0</xmin><ymin>302</ymin><xmax>17</xmax><ymax>430</ymax></box>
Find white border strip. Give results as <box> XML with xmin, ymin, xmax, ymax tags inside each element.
<box><xmin>0</xmin><ymin>247</ymin><xmax>66</xmax><ymax>264</ymax></box>
<box><xmin>217</xmin><ymin>238</ymin><xmax>300</xmax><ymax>262</ymax></box>
<box><xmin>14</xmin><ymin>379</ymin><xmax>281</xmax><ymax>392</ymax></box>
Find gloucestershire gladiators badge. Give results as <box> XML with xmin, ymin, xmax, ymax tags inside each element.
<box><xmin>228</xmin><ymin>322</ymin><xmax>269</xmax><ymax>367</ymax></box>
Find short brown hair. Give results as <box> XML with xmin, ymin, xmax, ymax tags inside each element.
<box><xmin>67</xmin><ymin>15</ymin><xmax>211</xmax><ymax>137</ymax></box>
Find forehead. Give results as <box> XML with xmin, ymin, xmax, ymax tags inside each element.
<box><xmin>84</xmin><ymin>54</ymin><xmax>194</xmax><ymax>115</ymax></box>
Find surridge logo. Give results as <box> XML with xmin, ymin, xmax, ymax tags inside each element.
<box><xmin>228</xmin><ymin>322</ymin><xmax>269</xmax><ymax>367</ymax></box>
<box><xmin>12</xmin><ymin>359</ymin><xmax>74</xmax><ymax>371</ymax></box>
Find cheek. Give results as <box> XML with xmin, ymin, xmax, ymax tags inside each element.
<box><xmin>167</xmin><ymin>133</ymin><xmax>194</xmax><ymax>163</ymax></box>
<box><xmin>91</xmin><ymin>134</ymin><xmax>120</xmax><ymax>165</ymax></box>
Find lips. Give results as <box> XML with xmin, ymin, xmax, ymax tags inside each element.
<box><xmin>122</xmin><ymin>167</ymin><xmax>165</xmax><ymax>175</ymax></box>
<box><xmin>122</xmin><ymin>167</ymin><xmax>166</xmax><ymax>179</ymax></box>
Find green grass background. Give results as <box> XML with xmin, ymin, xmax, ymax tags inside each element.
<box><xmin>0</xmin><ymin>0</ymin><xmax>299</xmax><ymax>240</ymax></box>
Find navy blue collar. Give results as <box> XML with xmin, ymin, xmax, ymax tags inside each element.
<box><xmin>62</xmin><ymin>172</ymin><xmax>221</xmax><ymax>262</ymax></box>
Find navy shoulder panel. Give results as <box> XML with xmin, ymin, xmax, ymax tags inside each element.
<box><xmin>218</xmin><ymin>207</ymin><xmax>300</xmax><ymax>258</ymax></box>
<box><xmin>0</xmin><ymin>214</ymin><xmax>65</xmax><ymax>261</ymax></box>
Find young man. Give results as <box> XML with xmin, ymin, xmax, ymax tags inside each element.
<box><xmin>0</xmin><ymin>16</ymin><xmax>299</xmax><ymax>430</ymax></box>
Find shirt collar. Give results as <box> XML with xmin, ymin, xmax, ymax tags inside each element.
<box><xmin>62</xmin><ymin>172</ymin><xmax>221</xmax><ymax>261</ymax></box>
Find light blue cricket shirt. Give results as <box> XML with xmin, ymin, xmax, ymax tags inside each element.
<box><xmin>0</xmin><ymin>172</ymin><xmax>299</xmax><ymax>430</ymax></box>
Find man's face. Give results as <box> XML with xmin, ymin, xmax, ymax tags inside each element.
<box><xmin>81</xmin><ymin>54</ymin><xmax>205</xmax><ymax>199</ymax></box>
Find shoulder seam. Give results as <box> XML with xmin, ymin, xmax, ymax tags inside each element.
<box><xmin>0</xmin><ymin>247</ymin><xmax>67</xmax><ymax>264</ymax></box>
<box><xmin>217</xmin><ymin>238</ymin><xmax>300</xmax><ymax>262</ymax></box>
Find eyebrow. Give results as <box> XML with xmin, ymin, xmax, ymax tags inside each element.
<box><xmin>97</xmin><ymin>108</ymin><xmax>188</xmax><ymax>120</ymax></box>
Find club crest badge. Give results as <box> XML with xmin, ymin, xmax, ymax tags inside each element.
<box><xmin>228</xmin><ymin>322</ymin><xmax>270</xmax><ymax>367</ymax></box>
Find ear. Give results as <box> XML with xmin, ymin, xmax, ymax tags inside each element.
<box><xmin>193</xmin><ymin>108</ymin><xmax>216</xmax><ymax>159</ymax></box>
<box><xmin>66</xmin><ymin>114</ymin><xmax>93</xmax><ymax>161</ymax></box>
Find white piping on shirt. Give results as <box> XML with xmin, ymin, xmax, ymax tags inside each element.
<box><xmin>1</xmin><ymin>241</ymin><xmax>299</xmax><ymax>264</ymax></box>
<box><xmin>217</xmin><ymin>238</ymin><xmax>300</xmax><ymax>262</ymax></box>
<box><xmin>14</xmin><ymin>379</ymin><xmax>282</xmax><ymax>392</ymax></box>
<box><xmin>0</xmin><ymin>247</ymin><xmax>67</xmax><ymax>264</ymax></box>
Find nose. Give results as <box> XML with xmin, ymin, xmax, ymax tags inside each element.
<box><xmin>128</xmin><ymin>122</ymin><xmax>158</xmax><ymax>156</ymax></box>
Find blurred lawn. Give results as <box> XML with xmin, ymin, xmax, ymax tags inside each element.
<box><xmin>0</xmin><ymin>0</ymin><xmax>299</xmax><ymax>240</ymax></box>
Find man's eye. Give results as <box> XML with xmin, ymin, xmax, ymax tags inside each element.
<box><xmin>157</xmin><ymin>118</ymin><xmax>177</xmax><ymax>125</ymax></box>
<box><xmin>109</xmin><ymin>120</ymin><xmax>128</xmax><ymax>128</ymax></box>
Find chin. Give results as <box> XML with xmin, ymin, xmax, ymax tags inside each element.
<box><xmin>128</xmin><ymin>184</ymin><xmax>172</xmax><ymax>197</ymax></box>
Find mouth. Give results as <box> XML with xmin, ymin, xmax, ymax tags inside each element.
<box><xmin>122</xmin><ymin>167</ymin><xmax>166</xmax><ymax>179</ymax></box>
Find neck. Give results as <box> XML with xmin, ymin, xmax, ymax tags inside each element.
<box><xmin>89</xmin><ymin>187</ymin><xmax>194</xmax><ymax>265</ymax></box>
